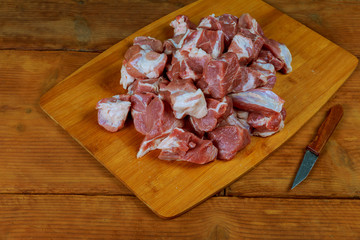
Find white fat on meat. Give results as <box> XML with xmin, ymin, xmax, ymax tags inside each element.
<box><xmin>172</xmin><ymin>89</ymin><xmax>207</xmax><ymax>119</ymax></box>
<box><xmin>211</xmin><ymin>31</ymin><xmax>224</xmax><ymax>59</ymax></box>
<box><xmin>132</xmin><ymin>51</ymin><xmax>167</xmax><ymax>78</ymax></box>
<box><xmin>278</xmin><ymin>43</ymin><xmax>293</xmax><ymax>73</ymax></box>
<box><xmin>120</xmin><ymin>64</ymin><xmax>135</xmax><ymax>89</ymax></box>
<box><xmin>252</xmin><ymin>119</ymin><xmax>284</xmax><ymax>137</ymax></box>
<box><xmin>228</xmin><ymin>34</ymin><xmax>253</xmax><ymax>60</ymax></box>
<box><xmin>96</xmin><ymin>95</ymin><xmax>131</xmax><ymax>132</ymax></box>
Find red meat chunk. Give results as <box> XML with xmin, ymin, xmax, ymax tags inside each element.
<box><xmin>208</xmin><ymin>125</ymin><xmax>251</xmax><ymax>160</ymax></box>
<box><xmin>157</xmin><ymin>128</ymin><xmax>218</xmax><ymax>164</ymax></box>
<box><xmin>247</xmin><ymin>108</ymin><xmax>286</xmax><ymax>137</ymax></box>
<box><xmin>96</xmin><ymin>94</ymin><xmax>131</xmax><ymax>132</ymax></box>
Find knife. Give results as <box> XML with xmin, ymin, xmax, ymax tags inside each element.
<box><xmin>291</xmin><ymin>104</ymin><xmax>344</xmax><ymax>189</ymax></box>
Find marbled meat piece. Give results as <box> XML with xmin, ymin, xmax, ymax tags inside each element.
<box><xmin>183</xmin><ymin>29</ymin><xmax>225</xmax><ymax>59</ymax></box>
<box><xmin>230</xmin><ymin>89</ymin><xmax>285</xmax><ymax>114</ymax></box>
<box><xmin>163</xmin><ymin>29</ymin><xmax>193</xmax><ymax>55</ymax></box>
<box><xmin>121</xmin><ymin>45</ymin><xmax>167</xmax><ymax>85</ymax></box>
<box><xmin>198</xmin><ymin>14</ymin><xmax>238</xmax><ymax>47</ymax></box>
<box><xmin>238</xmin><ymin>13</ymin><xmax>264</xmax><ymax>37</ymax></box>
<box><xmin>130</xmin><ymin>93</ymin><xmax>155</xmax><ymax>135</ymax></box>
<box><xmin>96</xmin><ymin>94</ymin><xmax>131</xmax><ymax>132</ymax></box>
<box><xmin>167</xmin><ymin>47</ymin><xmax>211</xmax><ymax>81</ymax></box>
<box><xmin>157</xmin><ymin>128</ymin><xmax>218</xmax><ymax>164</ymax></box>
<box><xmin>161</xmin><ymin>79</ymin><xmax>207</xmax><ymax>119</ymax></box>
<box><xmin>128</xmin><ymin>77</ymin><xmax>169</xmax><ymax>95</ymax></box>
<box><xmin>217</xmin><ymin>111</ymin><xmax>251</xmax><ymax>132</ymax></box>
<box><xmin>257</xmin><ymin>49</ymin><xmax>284</xmax><ymax>71</ymax></box>
<box><xmin>208</xmin><ymin>125</ymin><xmax>251</xmax><ymax>160</ymax></box>
<box><xmin>133</xmin><ymin>36</ymin><xmax>163</xmax><ymax>53</ymax></box>
<box><xmin>249</xmin><ymin>60</ymin><xmax>276</xmax><ymax>89</ymax></box>
<box><xmin>263</xmin><ymin>38</ymin><xmax>292</xmax><ymax>73</ymax></box>
<box><xmin>247</xmin><ymin>108</ymin><xmax>286</xmax><ymax>137</ymax></box>
<box><xmin>170</xmin><ymin>15</ymin><xmax>197</xmax><ymax>36</ymax></box>
<box><xmin>198</xmin><ymin>52</ymin><xmax>244</xmax><ymax>98</ymax></box>
<box><xmin>137</xmin><ymin>97</ymin><xmax>183</xmax><ymax>158</ymax></box>
<box><xmin>190</xmin><ymin>97</ymin><xmax>229</xmax><ymax>132</ymax></box>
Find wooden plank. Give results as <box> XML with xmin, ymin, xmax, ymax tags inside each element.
<box><xmin>39</xmin><ymin>0</ymin><xmax>358</xmax><ymax>218</ymax></box>
<box><xmin>264</xmin><ymin>0</ymin><xmax>360</xmax><ymax>56</ymax></box>
<box><xmin>0</xmin><ymin>50</ymin><xmax>132</xmax><ymax>195</ymax></box>
<box><xmin>1</xmin><ymin>195</ymin><xmax>360</xmax><ymax>239</ymax></box>
<box><xmin>0</xmin><ymin>0</ymin><xmax>195</xmax><ymax>51</ymax></box>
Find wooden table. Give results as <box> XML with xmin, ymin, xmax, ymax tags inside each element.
<box><xmin>1</xmin><ymin>0</ymin><xmax>359</xmax><ymax>238</ymax></box>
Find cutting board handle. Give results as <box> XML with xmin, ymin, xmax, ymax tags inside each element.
<box><xmin>307</xmin><ymin>104</ymin><xmax>344</xmax><ymax>155</ymax></box>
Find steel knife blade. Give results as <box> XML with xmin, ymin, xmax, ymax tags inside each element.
<box><xmin>291</xmin><ymin>104</ymin><xmax>344</xmax><ymax>189</ymax></box>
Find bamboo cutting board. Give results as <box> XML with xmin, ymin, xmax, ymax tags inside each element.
<box><xmin>40</xmin><ymin>0</ymin><xmax>358</xmax><ymax>218</ymax></box>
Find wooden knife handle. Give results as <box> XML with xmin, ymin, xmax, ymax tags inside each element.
<box><xmin>307</xmin><ymin>104</ymin><xmax>343</xmax><ymax>156</ymax></box>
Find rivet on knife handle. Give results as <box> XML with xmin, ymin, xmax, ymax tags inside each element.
<box><xmin>307</xmin><ymin>104</ymin><xmax>344</xmax><ymax>156</ymax></box>
<box><xmin>291</xmin><ymin>104</ymin><xmax>343</xmax><ymax>189</ymax></box>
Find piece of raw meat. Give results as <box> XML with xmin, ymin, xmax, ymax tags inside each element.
<box><xmin>198</xmin><ymin>52</ymin><xmax>245</xmax><ymax>98</ymax></box>
<box><xmin>130</xmin><ymin>93</ymin><xmax>156</xmax><ymax>135</ymax></box>
<box><xmin>208</xmin><ymin>125</ymin><xmax>251</xmax><ymax>160</ymax></box>
<box><xmin>157</xmin><ymin>128</ymin><xmax>218</xmax><ymax>164</ymax></box>
<box><xmin>230</xmin><ymin>89</ymin><xmax>285</xmax><ymax>114</ymax></box>
<box><xmin>247</xmin><ymin>109</ymin><xmax>286</xmax><ymax>137</ymax></box>
<box><xmin>257</xmin><ymin>49</ymin><xmax>284</xmax><ymax>71</ymax></box>
<box><xmin>128</xmin><ymin>77</ymin><xmax>169</xmax><ymax>95</ymax></box>
<box><xmin>120</xmin><ymin>63</ymin><xmax>136</xmax><ymax>89</ymax></box>
<box><xmin>249</xmin><ymin>60</ymin><xmax>276</xmax><ymax>89</ymax></box>
<box><xmin>238</xmin><ymin>13</ymin><xmax>264</xmax><ymax>37</ymax></box>
<box><xmin>217</xmin><ymin>111</ymin><xmax>251</xmax><ymax>132</ymax></box>
<box><xmin>168</xmin><ymin>47</ymin><xmax>212</xmax><ymax>81</ymax></box>
<box><xmin>228</xmin><ymin>33</ymin><xmax>254</xmax><ymax>64</ymax></box>
<box><xmin>96</xmin><ymin>94</ymin><xmax>131</xmax><ymax>132</ymax></box>
<box><xmin>133</xmin><ymin>36</ymin><xmax>164</xmax><ymax>53</ymax></box>
<box><xmin>198</xmin><ymin>14</ymin><xmax>239</xmax><ymax>47</ymax></box>
<box><xmin>122</xmin><ymin>45</ymin><xmax>167</xmax><ymax>81</ymax></box>
<box><xmin>161</xmin><ymin>79</ymin><xmax>208</xmax><ymax>119</ymax></box>
<box><xmin>263</xmin><ymin>38</ymin><xmax>292</xmax><ymax>73</ymax></box>
<box><xmin>137</xmin><ymin>97</ymin><xmax>183</xmax><ymax>158</ymax></box>
<box><xmin>163</xmin><ymin>29</ymin><xmax>193</xmax><ymax>55</ymax></box>
<box><xmin>170</xmin><ymin>15</ymin><xmax>197</xmax><ymax>36</ymax></box>
<box><xmin>190</xmin><ymin>97</ymin><xmax>229</xmax><ymax>132</ymax></box>
<box><xmin>183</xmin><ymin>29</ymin><xmax>225</xmax><ymax>59</ymax></box>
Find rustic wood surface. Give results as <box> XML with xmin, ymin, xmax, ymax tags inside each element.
<box><xmin>0</xmin><ymin>0</ymin><xmax>359</xmax><ymax>238</ymax></box>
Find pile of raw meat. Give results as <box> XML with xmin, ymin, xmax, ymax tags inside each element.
<box><xmin>96</xmin><ymin>13</ymin><xmax>292</xmax><ymax>164</ymax></box>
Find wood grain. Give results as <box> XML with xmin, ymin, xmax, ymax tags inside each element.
<box><xmin>1</xmin><ymin>195</ymin><xmax>360</xmax><ymax>239</ymax></box>
<box><xmin>39</xmin><ymin>0</ymin><xmax>358</xmax><ymax>218</ymax></box>
<box><xmin>0</xmin><ymin>0</ymin><xmax>195</xmax><ymax>51</ymax></box>
<box><xmin>0</xmin><ymin>50</ymin><xmax>131</xmax><ymax>195</ymax></box>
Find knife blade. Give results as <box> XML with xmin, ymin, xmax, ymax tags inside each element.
<box><xmin>291</xmin><ymin>104</ymin><xmax>344</xmax><ymax>189</ymax></box>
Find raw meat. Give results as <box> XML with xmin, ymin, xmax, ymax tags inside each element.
<box><xmin>247</xmin><ymin>109</ymin><xmax>286</xmax><ymax>137</ymax></box>
<box><xmin>230</xmin><ymin>89</ymin><xmax>285</xmax><ymax>114</ymax></box>
<box><xmin>125</xmin><ymin>47</ymin><xmax>167</xmax><ymax>79</ymax></box>
<box><xmin>96</xmin><ymin>94</ymin><xmax>131</xmax><ymax>132</ymax></box>
<box><xmin>157</xmin><ymin>128</ymin><xmax>218</xmax><ymax>164</ymax></box>
<box><xmin>190</xmin><ymin>97</ymin><xmax>229</xmax><ymax>132</ymax></box>
<box><xmin>128</xmin><ymin>77</ymin><xmax>169</xmax><ymax>95</ymax></box>
<box><xmin>198</xmin><ymin>14</ymin><xmax>238</xmax><ymax>47</ymax></box>
<box><xmin>238</xmin><ymin>13</ymin><xmax>264</xmax><ymax>37</ymax></box>
<box><xmin>130</xmin><ymin>93</ymin><xmax>156</xmax><ymax>135</ymax></box>
<box><xmin>257</xmin><ymin>49</ymin><xmax>284</xmax><ymax>71</ymax></box>
<box><xmin>105</xmin><ymin>13</ymin><xmax>292</xmax><ymax>163</ymax></box>
<box><xmin>134</xmin><ymin>36</ymin><xmax>164</xmax><ymax>53</ymax></box>
<box><xmin>137</xmin><ymin>96</ymin><xmax>183</xmax><ymax>158</ymax></box>
<box><xmin>161</xmin><ymin>79</ymin><xmax>207</xmax><ymax>119</ymax></box>
<box><xmin>208</xmin><ymin>125</ymin><xmax>251</xmax><ymax>160</ymax></box>
<box><xmin>170</xmin><ymin>15</ymin><xmax>197</xmax><ymax>36</ymax></box>
<box><xmin>263</xmin><ymin>38</ymin><xmax>292</xmax><ymax>73</ymax></box>
<box><xmin>198</xmin><ymin>52</ymin><xmax>244</xmax><ymax>98</ymax></box>
<box><xmin>182</xmin><ymin>29</ymin><xmax>225</xmax><ymax>59</ymax></box>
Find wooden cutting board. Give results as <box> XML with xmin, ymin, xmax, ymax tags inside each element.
<box><xmin>40</xmin><ymin>0</ymin><xmax>358</xmax><ymax>218</ymax></box>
